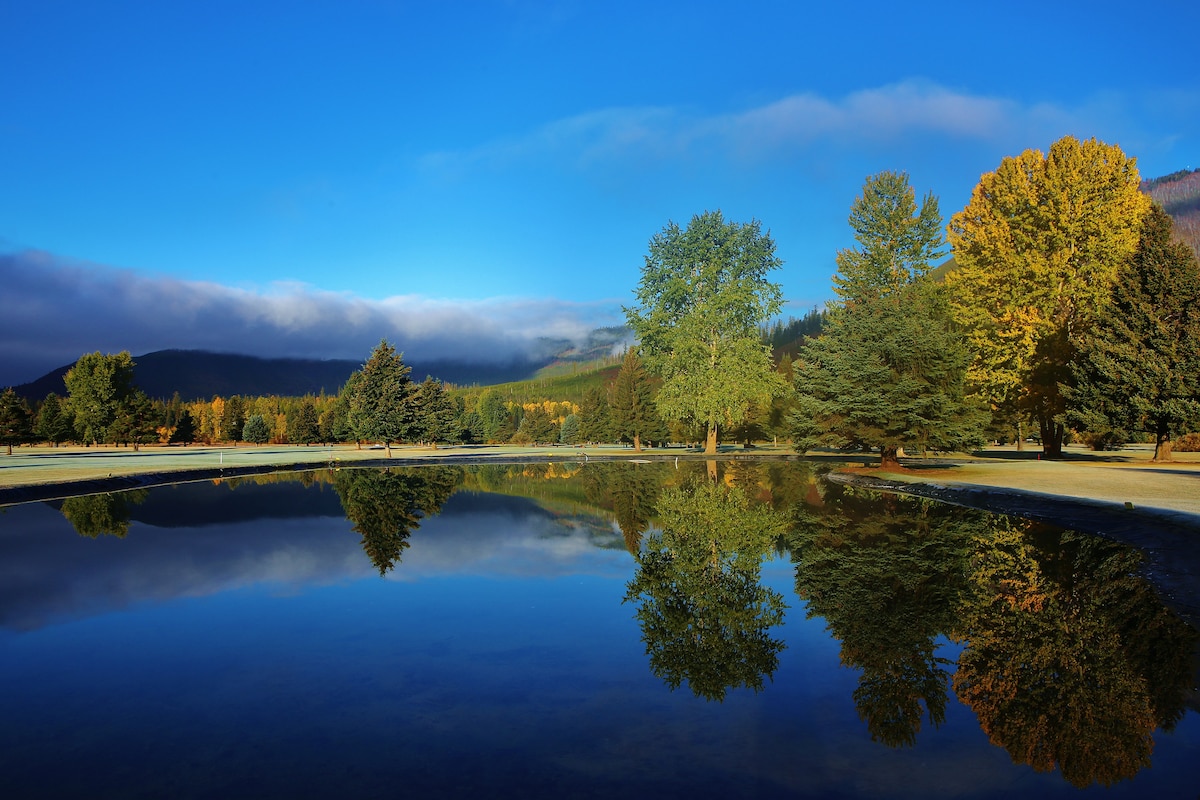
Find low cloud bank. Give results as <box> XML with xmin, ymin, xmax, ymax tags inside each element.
<box><xmin>0</xmin><ymin>250</ymin><xmax>623</xmax><ymax>386</ymax></box>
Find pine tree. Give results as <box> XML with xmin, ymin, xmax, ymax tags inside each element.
<box><xmin>610</xmin><ymin>349</ymin><xmax>659</xmax><ymax>452</ymax></box>
<box><xmin>1067</xmin><ymin>205</ymin><xmax>1200</xmax><ymax>461</ymax></box>
<box><xmin>795</xmin><ymin>173</ymin><xmax>986</xmax><ymax>467</ymax></box>
<box><xmin>413</xmin><ymin>377</ymin><xmax>460</xmax><ymax>448</ymax></box>
<box><xmin>243</xmin><ymin>414</ymin><xmax>271</xmax><ymax>445</ymax></box>
<box><xmin>0</xmin><ymin>388</ymin><xmax>34</xmax><ymax>455</ymax></box>
<box><xmin>346</xmin><ymin>340</ymin><xmax>416</xmax><ymax>457</ymax></box>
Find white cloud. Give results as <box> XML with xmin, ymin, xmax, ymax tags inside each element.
<box><xmin>420</xmin><ymin>80</ymin><xmax>1075</xmax><ymax>174</ymax></box>
<box><xmin>0</xmin><ymin>250</ymin><xmax>623</xmax><ymax>385</ymax></box>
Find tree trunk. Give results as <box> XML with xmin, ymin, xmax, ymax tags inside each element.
<box><xmin>1039</xmin><ymin>415</ymin><xmax>1064</xmax><ymax>459</ymax></box>
<box><xmin>706</xmin><ymin>459</ymin><xmax>718</xmax><ymax>483</ymax></box>
<box><xmin>879</xmin><ymin>445</ymin><xmax>901</xmax><ymax>470</ymax></box>
<box><xmin>1153</xmin><ymin>432</ymin><xmax>1173</xmax><ymax>462</ymax></box>
<box><xmin>385</xmin><ymin>441</ymin><xmax>393</xmax><ymax>458</ymax></box>
<box><xmin>1016</xmin><ymin>420</ymin><xmax>1024</xmax><ymax>451</ymax></box>
<box><xmin>632</xmin><ymin>433</ymin><xmax>642</xmax><ymax>453</ymax></box>
<box><xmin>704</xmin><ymin>424</ymin><xmax>718</xmax><ymax>455</ymax></box>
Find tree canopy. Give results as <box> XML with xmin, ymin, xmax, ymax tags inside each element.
<box><xmin>833</xmin><ymin>170</ymin><xmax>945</xmax><ymax>304</ymax></box>
<box><xmin>946</xmin><ymin>136</ymin><xmax>1151</xmax><ymax>457</ymax></box>
<box><xmin>625</xmin><ymin>210</ymin><xmax>787</xmax><ymax>453</ymax></box>
<box><xmin>63</xmin><ymin>351</ymin><xmax>137</xmax><ymax>445</ymax></box>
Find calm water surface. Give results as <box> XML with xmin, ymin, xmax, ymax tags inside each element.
<box><xmin>0</xmin><ymin>460</ymin><xmax>1196</xmax><ymax>799</ymax></box>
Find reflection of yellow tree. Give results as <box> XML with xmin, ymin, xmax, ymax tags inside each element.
<box><xmin>59</xmin><ymin>490</ymin><xmax>150</xmax><ymax>538</ymax></box>
<box><xmin>332</xmin><ymin>466</ymin><xmax>462</xmax><ymax>575</ymax></box>
<box><xmin>952</xmin><ymin>520</ymin><xmax>1198</xmax><ymax>788</ymax></box>
<box><xmin>624</xmin><ymin>480</ymin><xmax>789</xmax><ymax>701</ymax></box>
<box><xmin>790</xmin><ymin>486</ymin><xmax>975</xmax><ymax>746</ymax></box>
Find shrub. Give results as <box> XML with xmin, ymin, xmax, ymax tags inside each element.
<box><xmin>1174</xmin><ymin>433</ymin><xmax>1200</xmax><ymax>452</ymax></box>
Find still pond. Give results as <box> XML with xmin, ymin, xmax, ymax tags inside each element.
<box><xmin>0</xmin><ymin>460</ymin><xmax>1197</xmax><ymax>798</ymax></box>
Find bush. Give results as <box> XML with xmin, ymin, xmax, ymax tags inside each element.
<box><xmin>1174</xmin><ymin>433</ymin><xmax>1200</xmax><ymax>452</ymax></box>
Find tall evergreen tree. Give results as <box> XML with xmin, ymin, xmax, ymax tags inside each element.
<box><xmin>288</xmin><ymin>400</ymin><xmax>321</xmax><ymax>445</ymax></box>
<box><xmin>832</xmin><ymin>170</ymin><xmax>944</xmax><ymax>304</ymax></box>
<box><xmin>107</xmin><ymin>390</ymin><xmax>160</xmax><ymax>451</ymax></box>
<box><xmin>794</xmin><ymin>173</ymin><xmax>985</xmax><ymax>467</ymax></box>
<box><xmin>346</xmin><ymin>340</ymin><xmax>416</xmax><ymax>457</ymax></box>
<box><xmin>1067</xmin><ymin>205</ymin><xmax>1200</xmax><ymax>461</ymax></box>
<box><xmin>0</xmin><ymin>388</ymin><xmax>34</xmax><ymax>455</ymax></box>
<box><xmin>610</xmin><ymin>349</ymin><xmax>659</xmax><ymax>452</ymax></box>
<box><xmin>515</xmin><ymin>404</ymin><xmax>556</xmax><ymax>445</ymax></box>
<box><xmin>413</xmin><ymin>377</ymin><xmax>460</xmax><ymax>448</ymax></box>
<box><xmin>578</xmin><ymin>385</ymin><xmax>613</xmax><ymax>444</ymax></box>
<box><xmin>35</xmin><ymin>392</ymin><xmax>74</xmax><ymax>446</ymax></box>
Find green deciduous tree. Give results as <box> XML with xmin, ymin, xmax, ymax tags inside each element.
<box><xmin>1066</xmin><ymin>205</ymin><xmax>1200</xmax><ymax>461</ymax></box>
<box><xmin>626</xmin><ymin>210</ymin><xmax>788</xmax><ymax>454</ymax></box>
<box><xmin>946</xmin><ymin>136</ymin><xmax>1151</xmax><ymax>457</ymax></box>
<box><xmin>346</xmin><ymin>340</ymin><xmax>416</xmax><ymax>457</ymax></box>
<box><xmin>63</xmin><ymin>351</ymin><xmax>137</xmax><ymax>445</ymax></box>
<box><xmin>0</xmin><ymin>388</ymin><xmax>34</xmax><ymax>454</ymax></box>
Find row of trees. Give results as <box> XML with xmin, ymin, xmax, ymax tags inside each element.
<box><xmin>618</xmin><ymin>135</ymin><xmax>1199</xmax><ymax>463</ymax></box>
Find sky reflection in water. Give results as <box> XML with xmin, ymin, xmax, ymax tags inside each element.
<box><xmin>0</xmin><ymin>461</ymin><xmax>1196</xmax><ymax>799</ymax></box>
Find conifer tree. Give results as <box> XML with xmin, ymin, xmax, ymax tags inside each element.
<box><xmin>346</xmin><ymin>340</ymin><xmax>416</xmax><ymax>457</ymax></box>
<box><xmin>794</xmin><ymin>172</ymin><xmax>985</xmax><ymax>467</ymax></box>
<box><xmin>610</xmin><ymin>348</ymin><xmax>659</xmax><ymax>452</ymax></box>
<box><xmin>1067</xmin><ymin>205</ymin><xmax>1200</xmax><ymax>461</ymax></box>
<box><xmin>413</xmin><ymin>376</ymin><xmax>460</xmax><ymax>449</ymax></box>
<box><xmin>0</xmin><ymin>388</ymin><xmax>34</xmax><ymax>455</ymax></box>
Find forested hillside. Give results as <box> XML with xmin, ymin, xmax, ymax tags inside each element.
<box><xmin>1143</xmin><ymin>168</ymin><xmax>1200</xmax><ymax>256</ymax></box>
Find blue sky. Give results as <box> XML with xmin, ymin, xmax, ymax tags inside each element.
<box><xmin>3</xmin><ymin>0</ymin><xmax>1198</xmax><ymax>386</ymax></box>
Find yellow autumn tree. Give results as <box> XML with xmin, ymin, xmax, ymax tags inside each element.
<box><xmin>946</xmin><ymin>136</ymin><xmax>1150</xmax><ymax>457</ymax></box>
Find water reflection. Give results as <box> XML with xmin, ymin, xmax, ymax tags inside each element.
<box><xmin>953</xmin><ymin>517</ymin><xmax>1198</xmax><ymax>788</ymax></box>
<box><xmin>789</xmin><ymin>485</ymin><xmax>975</xmax><ymax>747</ymax></box>
<box><xmin>624</xmin><ymin>477</ymin><xmax>790</xmax><ymax>701</ymax></box>
<box><xmin>331</xmin><ymin>466</ymin><xmax>461</xmax><ymax>575</ymax></box>
<box><xmin>58</xmin><ymin>489</ymin><xmax>149</xmax><ymax>538</ymax></box>
<box><xmin>15</xmin><ymin>459</ymin><xmax>1200</xmax><ymax>792</ymax></box>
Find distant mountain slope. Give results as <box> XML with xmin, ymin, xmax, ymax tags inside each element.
<box><xmin>1142</xmin><ymin>168</ymin><xmax>1200</xmax><ymax>256</ymax></box>
<box><xmin>14</xmin><ymin>349</ymin><xmax>551</xmax><ymax>402</ymax></box>
<box><xmin>12</xmin><ymin>326</ymin><xmax>633</xmax><ymax>402</ymax></box>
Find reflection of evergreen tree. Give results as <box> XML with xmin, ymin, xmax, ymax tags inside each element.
<box><xmin>332</xmin><ymin>466</ymin><xmax>462</xmax><ymax>575</ymax></box>
<box><xmin>581</xmin><ymin>462</ymin><xmax>668</xmax><ymax>553</ymax></box>
<box><xmin>59</xmin><ymin>490</ymin><xmax>150</xmax><ymax>538</ymax></box>
<box><xmin>789</xmin><ymin>484</ymin><xmax>975</xmax><ymax>747</ymax></box>
<box><xmin>952</xmin><ymin>520</ymin><xmax>1199</xmax><ymax>788</ymax></box>
<box><xmin>624</xmin><ymin>480</ymin><xmax>789</xmax><ymax>701</ymax></box>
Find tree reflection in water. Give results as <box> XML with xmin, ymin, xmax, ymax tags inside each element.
<box><xmin>58</xmin><ymin>489</ymin><xmax>150</xmax><ymax>538</ymax></box>
<box><xmin>624</xmin><ymin>476</ymin><xmax>790</xmax><ymax>701</ymax></box>
<box><xmin>789</xmin><ymin>483</ymin><xmax>975</xmax><ymax>747</ymax></box>
<box><xmin>332</xmin><ymin>466</ymin><xmax>462</xmax><ymax>575</ymax></box>
<box><xmin>952</xmin><ymin>518</ymin><xmax>1198</xmax><ymax>788</ymax></box>
<box><xmin>581</xmin><ymin>461</ymin><xmax>669</xmax><ymax>554</ymax></box>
